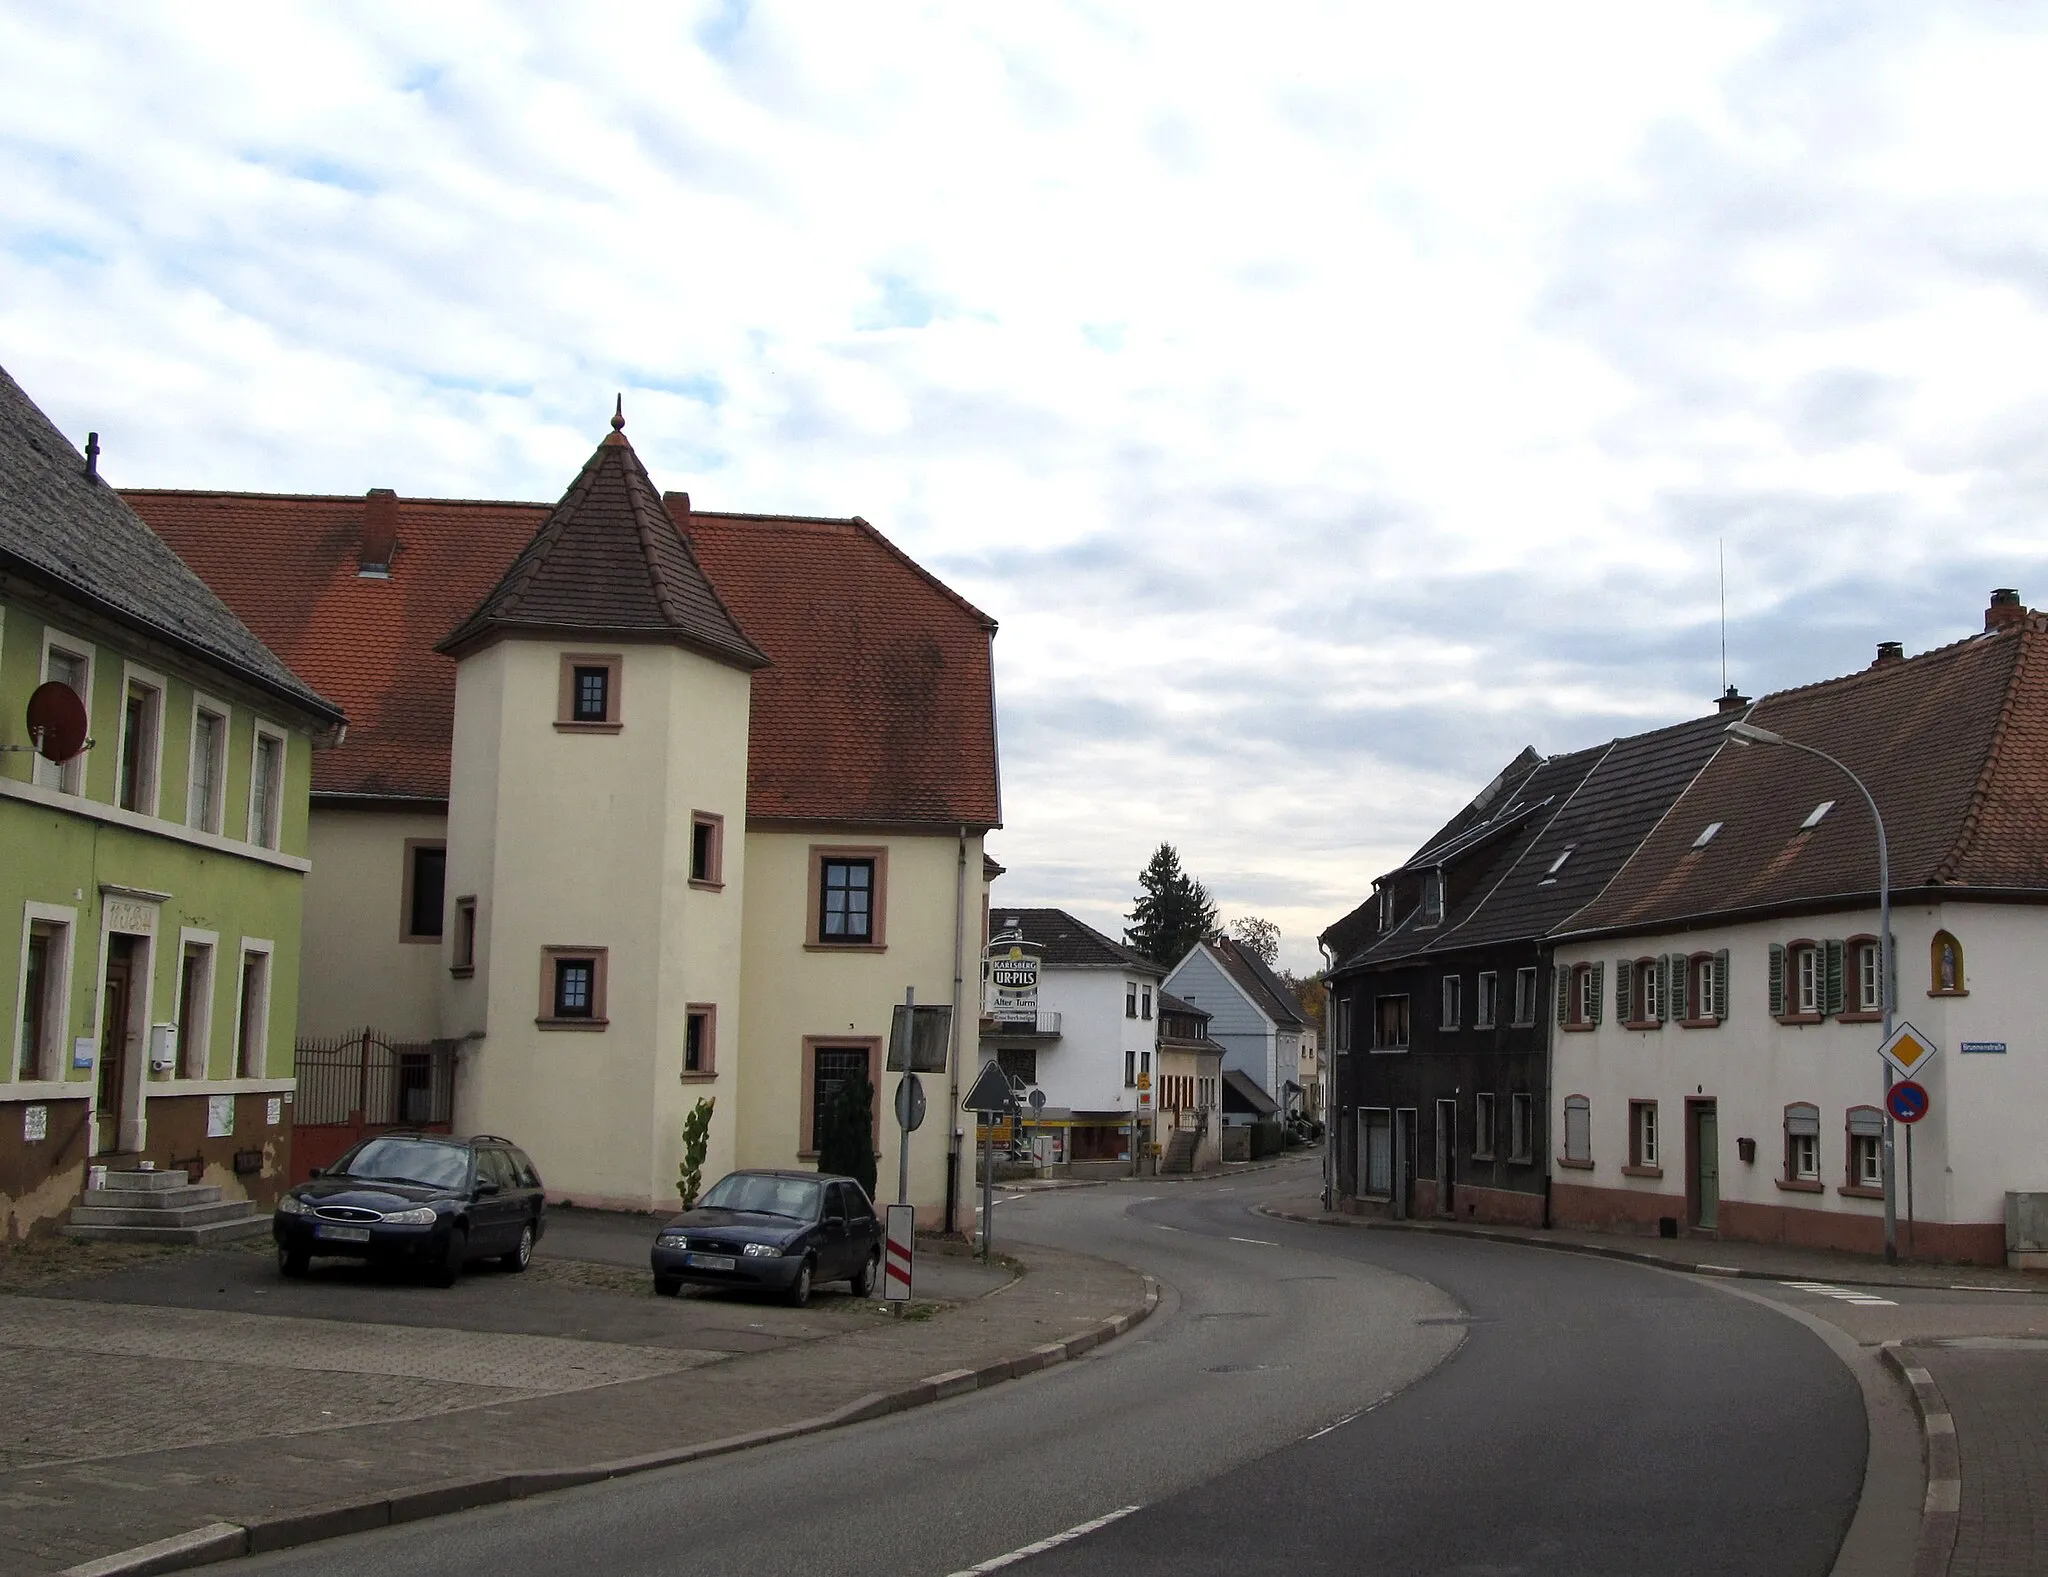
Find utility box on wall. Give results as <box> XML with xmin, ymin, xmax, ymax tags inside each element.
<box><xmin>148</xmin><ymin>1023</ymin><xmax>178</xmax><ymax>1072</ymax></box>
<box><xmin>2005</xmin><ymin>1192</ymin><xmax>2048</xmax><ymax>1270</ymax></box>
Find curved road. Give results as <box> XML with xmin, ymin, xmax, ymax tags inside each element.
<box><xmin>231</xmin><ymin>1161</ymin><xmax>1867</xmax><ymax>1577</ymax></box>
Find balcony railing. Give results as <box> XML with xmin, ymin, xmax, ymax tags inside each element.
<box><xmin>985</xmin><ymin>1008</ymin><xmax>1062</xmax><ymax>1036</ymax></box>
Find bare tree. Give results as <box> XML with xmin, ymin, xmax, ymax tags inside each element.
<box><xmin>1228</xmin><ymin>914</ymin><xmax>1281</xmax><ymax>966</ymax></box>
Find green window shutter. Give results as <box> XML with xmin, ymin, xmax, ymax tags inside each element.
<box><xmin>1615</xmin><ymin>959</ymin><xmax>1633</xmax><ymax>1023</ymax></box>
<box><xmin>1825</xmin><ymin>940</ymin><xmax>1845</xmax><ymax>1016</ymax></box>
<box><xmin>1768</xmin><ymin>944</ymin><xmax>1786</xmax><ymax>1017</ymax></box>
<box><xmin>1660</xmin><ymin>954</ymin><xmax>1676</xmax><ymax>1022</ymax></box>
<box><xmin>1590</xmin><ymin>963</ymin><xmax>1605</xmax><ymax>1025</ymax></box>
<box><xmin>1713</xmin><ymin>949</ymin><xmax>1731</xmax><ymax>1020</ymax></box>
<box><xmin>1556</xmin><ymin>965</ymin><xmax>1571</xmax><ymax>1026</ymax></box>
<box><xmin>1671</xmin><ymin>954</ymin><xmax>1689</xmax><ymax>1022</ymax></box>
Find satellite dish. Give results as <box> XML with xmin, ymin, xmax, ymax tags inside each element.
<box><xmin>25</xmin><ymin>682</ymin><xmax>88</xmax><ymax>763</ymax></box>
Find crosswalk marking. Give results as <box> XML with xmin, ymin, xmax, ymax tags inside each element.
<box><xmin>1780</xmin><ymin>1280</ymin><xmax>1898</xmax><ymax>1307</ymax></box>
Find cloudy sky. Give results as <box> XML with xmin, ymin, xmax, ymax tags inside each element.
<box><xmin>5</xmin><ymin>2</ymin><xmax>2046</xmax><ymax>972</ymax></box>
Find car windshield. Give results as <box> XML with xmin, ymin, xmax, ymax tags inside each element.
<box><xmin>335</xmin><ymin>1137</ymin><xmax>470</xmax><ymax>1190</ymax></box>
<box><xmin>699</xmin><ymin>1174</ymin><xmax>821</xmax><ymax>1220</ymax></box>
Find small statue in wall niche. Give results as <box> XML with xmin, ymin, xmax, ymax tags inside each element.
<box><xmin>1933</xmin><ymin>932</ymin><xmax>1964</xmax><ymax>994</ymax></box>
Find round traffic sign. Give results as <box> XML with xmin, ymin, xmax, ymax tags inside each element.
<box><xmin>894</xmin><ymin>1073</ymin><xmax>927</xmax><ymax>1133</ymax></box>
<box><xmin>1028</xmin><ymin>1087</ymin><xmax>1047</xmax><ymax>1112</ymax></box>
<box><xmin>1886</xmin><ymin>1080</ymin><xmax>1929</xmax><ymax>1125</ymax></box>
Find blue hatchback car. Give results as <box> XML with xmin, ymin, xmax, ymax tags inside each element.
<box><xmin>651</xmin><ymin>1170</ymin><xmax>880</xmax><ymax>1307</ymax></box>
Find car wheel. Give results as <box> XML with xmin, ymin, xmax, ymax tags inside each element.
<box><xmin>278</xmin><ymin>1243</ymin><xmax>309</xmax><ymax>1278</ymax></box>
<box><xmin>785</xmin><ymin>1256</ymin><xmax>814</xmax><ymax>1308</ymax></box>
<box><xmin>851</xmin><ymin>1249</ymin><xmax>880</xmax><ymax>1298</ymax></box>
<box><xmin>501</xmin><ymin>1222</ymin><xmax>534</xmax><ymax>1273</ymax></box>
<box><xmin>428</xmin><ymin>1227</ymin><xmax>467</xmax><ymax>1288</ymax></box>
<box><xmin>654</xmin><ymin>1275</ymin><xmax>682</xmax><ymax>1297</ymax></box>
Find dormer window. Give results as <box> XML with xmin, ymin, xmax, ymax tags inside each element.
<box><xmin>1421</xmin><ymin>870</ymin><xmax>1444</xmax><ymax>924</ymax></box>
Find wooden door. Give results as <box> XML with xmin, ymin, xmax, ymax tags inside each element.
<box><xmin>1395</xmin><ymin>1108</ymin><xmax>1417</xmax><ymax>1220</ymax></box>
<box><xmin>1690</xmin><ymin>1100</ymin><xmax>1720</xmax><ymax>1231</ymax></box>
<box><xmin>1434</xmin><ymin>1098</ymin><xmax>1456</xmax><ymax>1217</ymax></box>
<box><xmin>97</xmin><ymin>939</ymin><xmax>134</xmax><ymax>1155</ymax></box>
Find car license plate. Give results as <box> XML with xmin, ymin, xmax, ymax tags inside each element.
<box><xmin>685</xmin><ymin>1252</ymin><xmax>736</xmax><ymax>1271</ymax></box>
<box><xmin>317</xmin><ymin>1224</ymin><xmax>372</xmax><ymax>1243</ymax></box>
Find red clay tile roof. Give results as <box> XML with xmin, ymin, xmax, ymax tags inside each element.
<box><xmin>678</xmin><ymin>502</ymin><xmax>999</xmax><ymax>826</ymax></box>
<box><xmin>124</xmin><ymin>456</ymin><xmax>1001</xmax><ymax>827</ymax></box>
<box><xmin>1564</xmin><ymin>621</ymin><xmax>2048</xmax><ymax>935</ymax></box>
<box><xmin>438</xmin><ymin>421</ymin><xmax>764</xmax><ymax>670</ymax></box>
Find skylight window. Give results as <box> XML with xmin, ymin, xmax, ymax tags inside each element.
<box><xmin>1546</xmin><ymin>847</ymin><xmax>1574</xmax><ymax>875</ymax></box>
<box><xmin>1800</xmin><ymin>800</ymin><xmax>1835</xmax><ymax>830</ymax></box>
<box><xmin>1692</xmin><ymin>822</ymin><xmax>1723</xmax><ymax>849</ymax></box>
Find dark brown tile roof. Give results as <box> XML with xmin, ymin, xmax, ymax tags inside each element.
<box><xmin>997</xmin><ymin>908</ymin><xmax>1160</xmax><ymax>974</ymax></box>
<box><xmin>0</xmin><ymin>364</ymin><xmax>339</xmax><ymax>726</ymax></box>
<box><xmin>1331</xmin><ymin>712</ymin><xmax>1729</xmax><ymax>972</ymax></box>
<box><xmin>124</xmin><ymin>438</ymin><xmax>1000</xmax><ymax>826</ymax></box>
<box><xmin>1204</xmin><ymin>936</ymin><xmax>1310</xmax><ymax>1026</ymax></box>
<box><xmin>438</xmin><ymin>419</ymin><xmax>765</xmax><ymax>670</ymax></box>
<box><xmin>1566</xmin><ymin>622</ymin><xmax>2048</xmax><ymax>934</ymax></box>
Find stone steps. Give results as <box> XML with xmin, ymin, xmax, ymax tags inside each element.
<box><xmin>62</xmin><ymin>1215</ymin><xmax>272</xmax><ymax>1246</ymax></box>
<box><xmin>62</xmin><ymin>1168</ymin><xmax>268</xmax><ymax>1246</ymax></box>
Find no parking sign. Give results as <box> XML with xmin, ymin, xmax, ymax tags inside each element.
<box><xmin>1886</xmin><ymin>1080</ymin><xmax>1929</xmax><ymax>1125</ymax></box>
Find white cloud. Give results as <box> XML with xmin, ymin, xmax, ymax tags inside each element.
<box><xmin>5</xmin><ymin>0</ymin><xmax>2047</xmax><ymax>971</ymax></box>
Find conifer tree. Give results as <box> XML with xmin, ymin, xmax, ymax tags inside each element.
<box><xmin>1124</xmin><ymin>842</ymin><xmax>1219</xmax><ymax>969</ymax></box>
<box><xmin>817</xmin><ymin>1071</ymin><xmax>878</xmax><ymax>1200</ymax></box>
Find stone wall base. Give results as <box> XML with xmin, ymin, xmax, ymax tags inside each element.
<box><xmin>1553</xmin><ymin>1179</ymin><xmax>2006</xmax><ymax>1265</ymax></box>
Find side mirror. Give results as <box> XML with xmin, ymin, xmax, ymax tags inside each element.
<box><xmin>475</xmin><ymin>1181</ymin><xmax>502</xmax><ymax>1197</ymax></box>
<box><xmin>308</xmin><ymin>1168</ymin><xmax>323</xmax><ymax>1179</ymax></box>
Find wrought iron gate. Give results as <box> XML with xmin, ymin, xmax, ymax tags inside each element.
<box><xmin>290</xmin><ymin>1029</ymin><xmax>456</xmax><ymax>1182</ymax></box>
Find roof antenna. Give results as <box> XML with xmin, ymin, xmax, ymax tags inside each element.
<box><xmin>1719</xmin><ymin>536</ymin><xmax>1728</xmax><ymax>695</ymax></box>
<box><xmin>611</xmin><ymin>394</ymin><xmax>625</xmax><ymax>433</ymax></box>
<box><xmin>84</xmin><ymin>431</ymin><xmax>100</xmax><ymax>481</ymax></box>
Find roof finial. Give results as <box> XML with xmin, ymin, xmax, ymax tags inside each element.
<box><xmin>611</xmin><ymin>394</ymin><xmax>625</xmax><ymax>433</ymax></box>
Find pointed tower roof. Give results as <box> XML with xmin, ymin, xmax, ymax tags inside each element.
<box><xmin>436</xmin><ymin>403</ymin><xmax>767</xmax><ymax>669</ymax></box>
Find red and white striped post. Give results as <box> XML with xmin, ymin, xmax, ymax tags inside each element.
<box><xmin>883</xmin><ymin>1203</ymin><xmax>915</xmax><ymax>1303</ymax></box>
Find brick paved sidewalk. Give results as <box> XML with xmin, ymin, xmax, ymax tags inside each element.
<box><xmin>0</xmin><ymin>1242</ymin><xmax>1145</xmax><ymax>1575</ymax></box>
<box><xmin>1259</xmin><ymin>1192</ymin><xmax>2048</xmax><ymax>1293</ymax></box>
<box><xmin>1906</xmin><ymin>1340</ymin><xmax>2048</xmax><ymax>1577</ymax></box>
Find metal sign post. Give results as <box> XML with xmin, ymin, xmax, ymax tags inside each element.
<box><xmin>962</xmin><ymin>1059</ymin><xmax>1014</xmax><ymax>1262</ymax></box>
<box><xmin>1887</xmin><ymin>1078</ymin><xmax>1930</xmax><ymax>1261</ymax></box>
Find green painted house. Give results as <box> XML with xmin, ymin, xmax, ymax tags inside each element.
<box><xmin>0</xmin><ymin>364</ymin><xmax>343</xmax><ymax>1237</ymax></box>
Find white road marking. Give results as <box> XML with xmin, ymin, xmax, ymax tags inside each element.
<box><xmin>1306</xmin><ymin>1409</ymin><xmax>1361</xmax><ymax>1440</ymax></box>
<box><xmin>947</xmin><ymin>1506</ymin><xmax>1143</xmax><ymax>1574</ymax></box>
<box><xmin>1154</xmin><ymin>1223</ymin><xmax>1181</xmax><ymax>1232</ymax></box>
<box><xmin>1949</xmin><ymin>1284</ymin><xmax>2020</xmax><ymax>1293</ymax></box>
<box><xmin>1229</xmin><ymin>1236</ymin><xmax>1278</xmax><ymax>1246</ymax></box>
<box><xmin>1779</xmin><ymin>1280</ymin><xmax>1897</xmax><ymax>1307</ymax></box>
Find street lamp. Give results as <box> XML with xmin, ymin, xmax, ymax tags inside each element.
<box><xmin>1725</xmin><ymin>720</ymin><xmax>1898</xmax><ymax>1263</ymax></box>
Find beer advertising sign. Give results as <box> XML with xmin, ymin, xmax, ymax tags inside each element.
<box><xmin>987</xmin><ymin>939</ymin><xmax>1043</xmax><ymax>1025</ymax></box>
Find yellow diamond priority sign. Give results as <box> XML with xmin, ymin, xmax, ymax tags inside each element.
<box><xmin>1877</xmin><ymin>1021</ymin><xmax>1939</xmax><ymax>1078</ymax></box>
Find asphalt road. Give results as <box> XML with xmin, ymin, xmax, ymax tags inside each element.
<box><xmin>227</xmin><ymin>1162</ymin><xmax>1868</xmax><ymax>1577</ymax></box>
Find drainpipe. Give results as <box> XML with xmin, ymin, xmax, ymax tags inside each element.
<box><xmin>946</xmin><ymin>826</ymin><xmax>968</xmax><ymax>1235</ymax></box>
<box><xmin>1319</xmin><ymin>940</ymin><xmax>1335</xmax><ymax>1209</ymax></box>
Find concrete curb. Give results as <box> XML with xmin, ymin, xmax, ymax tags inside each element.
<box><xmin>1879</xmin><ymin>1342</ymin><xmax>1961</xmax><ymax>1577</ymax></box>
<box><xmin>1254</xmin><ymin>1204</ymin><xmax>2046</xmax><ymax>1295</ymax></box>
<box><xmin>58</xmin><ymin>1276</ymin><xmax>1162</xmax><ymax>1577</ymax></box>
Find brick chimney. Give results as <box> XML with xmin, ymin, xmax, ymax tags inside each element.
<box><xmin>1871</xmin><ymin>641</ymin><xmax>1905</xmax><ymax>668</ymax></box>
<box><xmin>1986</xmin><ymin>587</ymin><xmax>2025</xmax><ymax>632</ymax></box>
<box><xmin>359</xmin><ymin>488</ymin><xmax>398</xmax><ymax>576</ymax></box>
<box><xmin>1715</xmin><ymin>684</ymin><xmax>1750</xmax><ymax>715</ymax></box>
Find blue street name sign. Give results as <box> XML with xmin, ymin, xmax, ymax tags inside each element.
<box><xmin>1960</xmin><ymin>1041</ymin><xmax>2007</xmax><ymax>1055</ymax></box>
